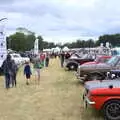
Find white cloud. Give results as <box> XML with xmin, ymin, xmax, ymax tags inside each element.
<box><xmin>0</xmin><ymin>0</ymin><xmax>120</xmax><ymax>43</ymax></box>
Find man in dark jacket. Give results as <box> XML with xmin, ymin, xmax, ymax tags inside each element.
<box><xmin>2</xmin><ymin>54</ymin><xmax>14</xmax><ymax>89</ymax></box>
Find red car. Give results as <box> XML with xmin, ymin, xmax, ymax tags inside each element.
<box><xmin>83</xmin><ymin>55</ymin><xmax>112</xmax><ymax>65</ymax></box>
<box><xmin>63</xmin><ymin>54</ymin><xmax>95</xmax><ymax>70</ymax></box>
<box><xmin>83</xmin><ymin>80</ymin><xmax>120</xmax><ymax>120</ymax></box>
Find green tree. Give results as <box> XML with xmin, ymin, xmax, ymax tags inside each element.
<box><xmin>37</xmin><ymin>36</ymin><xmax>44</xmax><ymax>50</ymax></box>
<box><xmin>8</xmin><ymin>32</ymin><xmax>36</xmax><ymax>52</ymax></box>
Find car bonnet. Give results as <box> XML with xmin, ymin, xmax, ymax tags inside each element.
<box><xmin>84</xmin><ymin>80</ymin><xmax>120</xmax><ymax>90</ymax></box>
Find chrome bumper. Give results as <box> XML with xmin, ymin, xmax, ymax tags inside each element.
<box><xmin>84</xmin><ymin>96</ymin><xmax>95</xmax><ymax>105</ymax></box>
<box><xmin>83</xmin><ymin>93</ymin><xmax>95</xmax><ymax>108</ymax></box>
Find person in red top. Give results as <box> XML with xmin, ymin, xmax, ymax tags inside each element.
<box><xmin>40</xmin><ymin>52</ymin><xmax>45</xmax><ymax>67</ymax></box>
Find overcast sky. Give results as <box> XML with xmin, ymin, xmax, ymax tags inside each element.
<box><xmin>0</xmin><ymin>0</ymin><xmax>120</xmax><ymax>43</ymax></box>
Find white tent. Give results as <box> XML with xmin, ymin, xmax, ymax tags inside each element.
<box><xmin>62</xmin><ymin>46</ymin><xmax>69</xmax><ymax>51</ymax></box>
<box><xmin>43</xmin><ymin>49</ymin><xmax>51</xmax><ymax>52</ymax></box>
<box><xmin>55</xmin><ymin>47</ymin><xmax>61</xmax><ymax>52</ymax></box>
<box><xmin>51</xmin><ymin>47</ymin><xmax>61</xmax><ymax>53</ymax></box>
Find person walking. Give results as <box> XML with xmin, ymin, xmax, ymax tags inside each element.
<box><xmin>11</xmin><ymin>60</ymin><xmax>18</xmax><ymax>87</ymax></box>
<box><xmin>24</xmin><ymin>62</ymin><xmax>32</xmax><ymax>85</ymax></box>
<box><xmin>2</xmin><ymin>54</ymin><xmax>13</xmax><ymax>89</ymax></box>
<box><xmin>60</xmin><ymin>51</ymin><xmax>65</xmax><ymax>67</ymax></box>
<box><xmin>33</xmin><ymin>58</ymin><xmax>43</xmax><ymax>85</ymax></box>
<box><xmin>45</xmin><ymin>53</ymin><xmax>50</xmax><ymax>67</ymax></box>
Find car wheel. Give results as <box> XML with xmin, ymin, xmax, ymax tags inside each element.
<box><xmin>103</xmin><ymin>100</ymin><xmax>120</xmax><ymax>120</ymax></box>
<box><xmin>68</xmin><ymin>64</ymin><xmax>77</xmax><ymax>71</ymax></box>
<box><xmin>87</xmin><ymin>73</ymin><xmax>105</xmax><ymax>81</ymax></box>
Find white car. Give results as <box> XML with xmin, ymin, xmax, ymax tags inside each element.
<box><xmin>20</xmin><ymin>54</ymin><xmax>30</xmax><ymax>63</ymax></box>
<box><xmin>21</xmin><ymin>56</ymin><xmax>30</xmax><ymax>63</ymax></box>
<box><xmin>10</xmin><ymin>53</ymin><xmax>24</xmax><ymax>65</ymax></box>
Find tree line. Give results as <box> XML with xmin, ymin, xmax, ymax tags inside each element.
<box><xmin>6</xmin><ymin>28</ymin><xmax>120</xmax><ymax>52</ymax></box>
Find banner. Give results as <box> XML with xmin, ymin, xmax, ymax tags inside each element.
<box><xmin>0</xmin><ymin>24</ymin><xmax>7</xmax><ymax>67</ymax></box>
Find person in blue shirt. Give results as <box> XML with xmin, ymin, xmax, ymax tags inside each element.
<box><xmin>24</xmin><ymin>62</ymin><xmax>32</xmax><ymax>85</ymax></box>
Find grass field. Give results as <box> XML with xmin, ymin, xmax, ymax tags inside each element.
<box><xmin>0</xmin><ymin>58</ymin><xmax>103</xmax><ymax>120</ymax></box>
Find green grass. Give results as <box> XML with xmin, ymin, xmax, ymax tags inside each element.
<box><xmin>0</xmin><ymin>58</ymin><xmax>103</xmax><ymax>120</ymax></box>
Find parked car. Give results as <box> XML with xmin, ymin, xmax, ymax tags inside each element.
<box><xmin>10</xmin><ymin>53</ymin><xmax>24</xmax><ymax>65</ymax></box>
<box><xmin>20</xmin><ymin>53</ymin><xmax>30</xmax><ymax>63</ymax></box>
<box><xmin>83</xmin><ymin>79</ymin><xmax>120</xmax><ymax>120</ymax></box>
<box><xmin>76</xmin><ymin>55</ymin><xmax>120</xmax><ymax>82</ymax></box>
<box><xmin>63</xmin><ymin>54</ymin><xmax>95</xmax><ymax>70</ymax></box>
<box><xmin>83</xmin><ymin>55</ymin><xmax>112</xmax><ymax>65</ymax></box>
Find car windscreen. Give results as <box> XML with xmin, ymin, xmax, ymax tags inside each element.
<box><xmin>107</xmin><ymin>56</ymin><xmax>119</xmax><ymax>65</ymax></box>
<box><xmin>81</xmin><ymin>54</ymin><xmax>94</xmax><ymax>59</ymax></box>
<box><xmin>95</xmin><ymin>57</ymin><xmax>110</xmax><ymax>63</ymax></box>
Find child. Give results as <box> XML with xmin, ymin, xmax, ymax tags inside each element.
<box><xmin>24</xmin><ymin>62</ymin><xmax>32</xmax><ymax>85</ymax></box>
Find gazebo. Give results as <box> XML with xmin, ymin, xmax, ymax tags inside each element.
<box><xmin>62</xmin><ymin>46</ymin><xmax>70</xmax><ymax>52</ymax></box>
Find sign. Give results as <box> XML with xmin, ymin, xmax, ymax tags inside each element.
<box><xmin>0</xmin><ymin>24</ymin><xmax>7</xmax><ymax>67</ymax></box>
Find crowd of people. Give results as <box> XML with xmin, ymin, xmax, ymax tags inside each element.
<box><xmin>1</xmin><ymin>52</ymin><xmax>50</xmax><ymax>89</ymax></box>
<box><xmin>1</xmin><ymin>51</ymin><xmax>71</xmax><ymax>89</ymax></box>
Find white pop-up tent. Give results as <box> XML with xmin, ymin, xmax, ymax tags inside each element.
<box><xmin>43</xmin><ymin>49</ymin><xmax>51</xmax><ymax>52</ymax></box>
<box><xmin>51</xmin><ymin>47</ymin><xmax>61</xmax><ymax>53</ymax></box>
<box><xmin>55</xmin><ymin>47</ymin><xmax>61</xmax><ymax>52</ymax></box>
<box><xmin>62</xmin><ymin>46</ymin><xmax>69</xmax><ymax>51</ymax></box>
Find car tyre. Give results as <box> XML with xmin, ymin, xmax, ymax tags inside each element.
<box><xmin>103</xmin><ymin>100</ymin><xmax>120</xmax><ymax>120</ymax></box>
<box><xmin>68</xmin><ymin>64</ymin><xmax>78</xmax><ymax>71</ymax></box>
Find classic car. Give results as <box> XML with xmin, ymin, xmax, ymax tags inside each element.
<box><xmin>20</xmin><ymin>53</ymin><xmax>30</xmax><ymax>63</ymax></box>
<box><xmin>63</xmin><ymin>54</ymin><xmax>95</xmax><ymax>70</ymax></box>
<box><xmin>76</xmin><ymin>55</ymin><xmax>120</xmax><ymax>82</ymax></box>
<box><xmin>10</xmin><ymin>53</ymin><xmax>24</xmax><ymax>65</ymax></box>
<box><xmin>83</xmin><ymin>55</ymin><xmax>111</xmax><ymax>65</ymax></box>
<box><xmin>83</xmin><ymin>79</ymin><xmax>120</xmax><ymax>120</ymax></box>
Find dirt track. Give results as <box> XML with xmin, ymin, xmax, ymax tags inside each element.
<box><xmin>0</xmin><ymin>58</ymin><xmax>103</xmax><ymax>120</ymax></box>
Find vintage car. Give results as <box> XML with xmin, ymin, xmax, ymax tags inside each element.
<box><xmin>76</xmin><ymin>55</ymin><xmax>120</xmax><ymax>82</ymax></box>
<box><xmin>83</xmin><ymin>55</ymin><xmax>111</xmax><ymax>65</ymax></box>
<box><xmin>83</xmin><ymin>79</ymin><xmax>120</xmax><ymax>120</ymax></box>
<box><xmin>63</xmin><ymin>54</ymin><xmax>95</xmax><ymax>70</ymax></box>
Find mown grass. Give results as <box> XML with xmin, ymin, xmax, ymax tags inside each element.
<box><xmin>0</xmin><ymin>58</ymin><xmax>103</xmax><ymax>120</ymax></box>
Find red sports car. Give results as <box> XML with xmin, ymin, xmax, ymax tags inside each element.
<box><xmin>83</xmin><ymin>80</ymin><xmax>120</xmax><ymax>120</ymax></box>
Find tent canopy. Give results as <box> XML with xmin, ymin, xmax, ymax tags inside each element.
<box><xmin>62</xmin><ymin>46</ymin><xmax>69</xmax><ymax>51</ymax></box>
